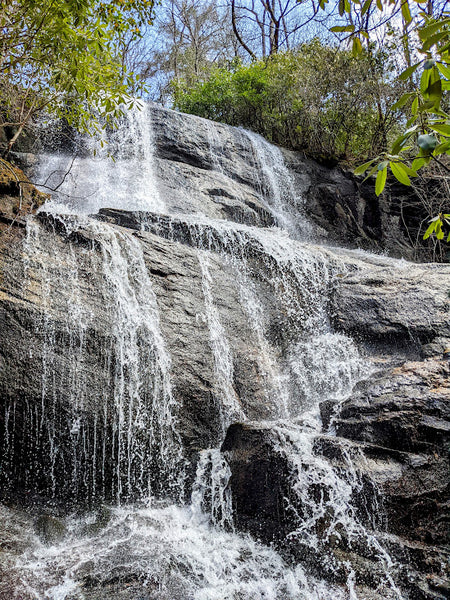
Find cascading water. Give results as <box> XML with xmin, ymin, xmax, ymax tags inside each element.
<box><xmin>197</xmin><ymin>250</ymin><xmax>244</xmax><ymax>429</ymax></box>
<box><xmin>2</xmin><ymin>103</ymin><xmax>408</xmax><ymax>599</ymax></box>
<box><xmin>2</xmin><ymin>215</ymin><xmax>185</xmax><ymax>505</ymax></box>
<box><xmin>36</xmin><ymin>102</ymin><xmax>164</xmax><ymax>215</ymax></box>
<box><xmin>241</xmin><ymin>128</ymin><xmax>312</xmax><ymax>238</ymax></box>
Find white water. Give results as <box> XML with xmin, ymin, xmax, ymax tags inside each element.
<box><xmin>197</xmin><ymin>250</ymin><xmax>244</xmax><ymax>428</ymax></box>
<box><xmin>4</xmin><ymin>104</ymin><xmax>407</xmax><ymax>599</ymax></box>
<box><xmin>12</xmin><ymin>503</ymin><xmax>360</xmax><ymax>600</ymax></box>
<box><xmin>6</xmin><ymin>216</ymin><xmax>185</xmax><ymax>504</ymax></box>
<box><xmin>36</xmin><ymin>102</ymin><xmax>165</xmax><ymax>215</ymax></box>
<box><xmin>241</xmin><ymin>128</ymin><xmax>312</xmax><ymax>238</ymax></box>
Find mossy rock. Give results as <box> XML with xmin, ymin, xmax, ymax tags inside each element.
<box><xmin>0</xmin><ymin>158</ymin><xmax>48</xmax><ymax>225</ymax></box>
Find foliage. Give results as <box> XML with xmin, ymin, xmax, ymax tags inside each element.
<box><xmin>320</xmin><ymin>0</ymin><xmax>450</xmax><ymax>243</ymax></box>
<box><xmin>0</xmin><ymin>0</ymin><xmax>154</xmax><ymax>151</ymax></box>
<box><xmin>173</xmin><ymin>39</ymin><xmax>402</xmax><ymax>162</ymax></box>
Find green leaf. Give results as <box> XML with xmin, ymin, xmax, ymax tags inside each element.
<box><xmin>392</xmin><ymin>92</ymin><xmax>414</xmax><ymax>110</ymax></box>
<box><xmin>436</xmin><ymin>62</ymin><xmax>450</xmax><ymax>80</ymax></box>
<box><xmin>423</xmin><ymin>221</ymin><xmax>437</xmax><ymax>239</ymax></box>
<box><xmin>401</xmin><ymin>1</ymin><xmax>412</xmax><ymax>24</ymax></box>
<box><xmin>418</xmin><ymin>18</ymin><xmax>450</xmax><ymax>42</ymax></box>
<box><xmin>352</xmin><ymin>37</ymin><xmax>363</xmax><ymax>57</ymax></box>
<box><xmin>411</xmin><ymin>157</ymin><xmax>426</xmax><ymax>171</ymax></box>
<box><xmin>392</xmin><ymin>133</ymin><xmax>411</xmax><ymax>154</ymax></box>
<box><xmin>420</xmin><ymin>68</ymin><xmax>431</xmax><ymax>94</ymax></box>
<box><xmin>390</xmin><ymin>161</ymin><xmax>411</xmax><ymax>185</ymax></box>
<box><xmin>418</xmin><ymin>99</ymin><xmax>438</xmax><ymax>112</ymax></box>
<box><xmin>363</xmin><ymin>163</ymin><xmax>381</xmax><ymax>181</ymax></box>
<box><xmin>330</xmin><ymin>25</ymin><xmax>355</xmax><ymax>32</ymax></box>
<box><xmin>436</xmin><ymin>220</ymin><xmax>444</xmax><ymax>240</ymax></box>
<box><xmin>375</xmin><ymin>166</ymin><xmax>387</xmax><ymax>196</ymax></box>
<box><xmin>429</xmin><ymin>122</ymin><xmax>450</xmax><ymax>136</ymax></box>
<box><xmin>433</xmin><ymin>141</ymin><xmax>450</xmax><ymax>155</ymax></box>
<box><xmin>426</xmin><ymin>78</ymin><xmax>442</xmax><ymax>105</ymax></box>
<box><xmin>422</xmin><ymin>31</ymin><xmax>449</xmax><ymax>52</ymax></box>
<box><xmin>361</xmin><ymin>0</ymin><xmax>372</xmax><ymax>15</ymax></box>
<box><xmin>354</xmin><ymin>159</ymin><xmax>375</xmax><ymax>175</ymax></box>
<box><xmin>399</xmin><ymin>62</ymin><xmax>421</xmax><ymax>80</ymax></box>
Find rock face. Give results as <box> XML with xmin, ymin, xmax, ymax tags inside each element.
<box><xmin>333</xmin><ymin>360</ymin><xmax>450</xmax><ymax>544</ymax></box>
<box><xmin>0</xmin><ymin>105</ymin><xmax>449</xmax><ymax>599</ymax></box>
<box><xmin>0</xmin><ymin>211</ymin><xmax>287</xmax><ymax>504</ymax></box>
<box><xmin>0</xmin><ymin>158</ymin><xmax>47</xmax><ymax>228</ymax></box>
<box><xmin>327</xmin><ymin>250</ymin><xmax>450</xmax><ymax>353</ymax></box>
<box><xmin>222</xmin><ymin>359</ymin><xmax>449</xmax><ymax>599</ymax></box>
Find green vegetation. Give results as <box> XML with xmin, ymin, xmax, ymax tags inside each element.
<box><xmin>173</xmin><ymin>40</ymin><xmax>403</xmax><ymax>164</ymax></box>
<box><xmin>321</xmin><ymin>0</ymin><xmax>450</xmax><ymax>242</ymax></box>
<box><xmin>0</xmin><ymin>0</ymin><xmax>448</xmax><ymax>248</ymax></box>
<box><xmin>0</xmin><ymin>0</ymin><xmax>154</xmax><ymax>152</ymax></box>
<box><xmin>170</xmin><ymin>1</ymin><xmax>449</xmax><ymax>246</ymax></box>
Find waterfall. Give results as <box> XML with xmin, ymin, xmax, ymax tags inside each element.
<box><xmin>2</xmin><ymin>103</ymin><xmax>411</xmax><ymax>600</ymax></box>
<box><xmin>240</xmin><ymin>128</ymin><xmax>311</xmax><ymax>238</ymax></box>
<box><xmin>190</xmin><ymin>448</ymin><xmax>234</xmax><ymax>530</ymax></box>
<box><xmin>1</xmin><ymin>216</ymin><xmax>185</xmax><ymax>505</ymax></box>
<box><xmin>197</xmin><ymin>250</ymin><xmax>244</xmax><ymax>429</ymax></box>
<box><xmin>35</xmin><ymin>102</ymin><xmax>164</xmax><ymax>215</ymax></box>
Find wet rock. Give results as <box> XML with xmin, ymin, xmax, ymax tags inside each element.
<box><xmin>80</xmin><ymin>506</ymin><xmax>112</xmax><ymax>536</ymax></box>
<box><xmin>0</xmin><ymin>212</ymin><xmax>283</xmax><ymax>505</ymax></box>
<box><xmin>221</xmin><ymin>423</ymin><xmax>293</xmax><ymax>543</ymax></box>
<box><xmin>35</xmin><ymin>514</ymin><xmax>67</xmax><ymax>544</ymax></box>
<box><xmin>328</xmin><ymin>253</ymin><xmax>450</xmax><ymax>350</ymax></box>
<box><xmin>149</xmin><ymin>106</ymin><xmax>279</xmax><ymax>227</ymax></box>
<box><xmin>332</xmin><ymin>360</ymin><xmax>450</xmax><ymax>547</ymax></box>
<box><xmin>0</xmin><ymin>158</ymin><xmax>48</xmax><ymax>229</ymax></box>
<box><xmin>283</xmin><ymin>149</ymin><xmax>441</xmax><ymax>261</ymax></box>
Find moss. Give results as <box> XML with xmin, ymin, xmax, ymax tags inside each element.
<box><xmin>0</xmin><ymin>158</ymin><xmax>48</xmax><ymax>224</ymax></box>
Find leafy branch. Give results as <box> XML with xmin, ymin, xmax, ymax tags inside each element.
<box><xmin>316</xmin><ymin>0</ymin><xmax>450</xmax><ymax>244</ymax></box>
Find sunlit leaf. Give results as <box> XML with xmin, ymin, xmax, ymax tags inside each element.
<box><xmin>401</xmin><ymin>1</ymin><xmax>412</xmax><ymax>25</ymax></box>
<box><xmin>375</xmin><ymin>165</ymin><xmax>387</xmax><ymax>196</ymax></box>
<box><xmin>352</xmin><ymin>37</ymin><xmax>363</xmax><ymax>56</ymax></box>
<box><xmin>423</xmin><ymin>221</ymin><xmax>437</xmax><ymax>239</ymax></box>
<box><xmin>429</xmin><ymin>123</ymin><xmax>450</xmax><ymax>136</ymax></box>
<box><xmin>330</xmin><ymin>25</ymin><xmax>355</xmax><ymax>32</ymax></box>
<box><xmin>399</xmin><ymin>62</ymin><xmax>421</xmax><ymax>81</ymax></box>
<box><xmin>390</xmin><ymin>161</ymin><xmax>411</xmax><ymax>185</ymax></box>
<box><xmin>354</xmin><ymin>159</ymin><xmax>375</xmax><ymax>174</ymax></box>
<box><xmin>392</xmin><ymin>92</ymin><xmax>414</xmax><ymax>110</ymax></box>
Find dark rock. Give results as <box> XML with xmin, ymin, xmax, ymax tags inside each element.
<box><xmin>34</xmin><ymin>514</ymin><xmax>66</xmax><ymax>544</ymax></box>
<box><xmin>283</xmin><ymin>149</ymin><xmax>443</xmax><ymax>262</ymax></box>
<box><xmin>223</xmin><ymin>358</ymin><xmax>449</xmax><ymax>596</ymax></box>
<box><xmin>221</xmin><ymin>423</ymin><xmax>294</xmax><ymax>543</ymax></box>
<box><xmin>332</xmin><ymin>360</ymin><xmax>450</xmax><ymax>547</ymax></box>
<box><xmin>0</xmin><ymin>158</ymin><xmax>48</xmax><ymax>228</ymax></box>
<box><xmin>328</xmin><ymin>253</ymin><xmax>450</xmax><ymax>350</ymax></box>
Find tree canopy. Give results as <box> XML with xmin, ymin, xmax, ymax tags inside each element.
<box><xmin>325</xmin><ymin>1</ymin><xmax>449</xmax><ymax>242</ymax></box>
<box><xmin>0</xmin><ymin>0</ymin><xmax>154</xmax><ymax>152</ymax></box>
